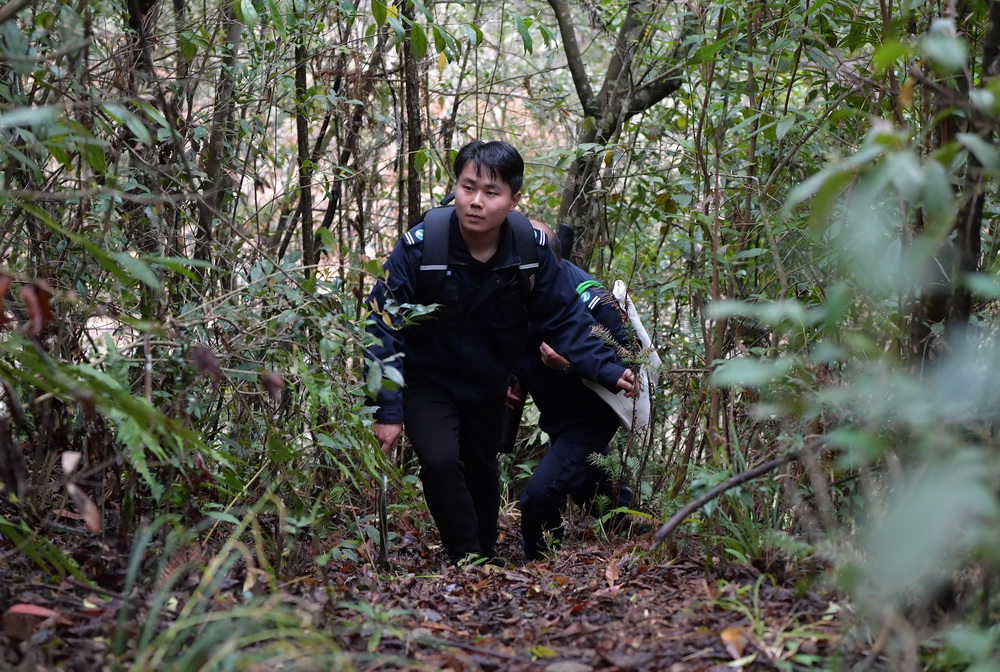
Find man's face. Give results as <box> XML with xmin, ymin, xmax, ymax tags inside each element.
<box><xmin>453</xmin><ymin>162</ymin><xmax>521</xmax><ymax>237</ymax></box>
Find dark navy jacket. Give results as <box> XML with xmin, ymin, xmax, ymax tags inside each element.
<box><xmin>363</xmin><ymin>213</ymin><xmax>627</xmax><ymax>424</ymax></box>
<box><xmin>519</xmin><ymin>261</ymin><xmax>633</xmax><ymax>435</ymax></box>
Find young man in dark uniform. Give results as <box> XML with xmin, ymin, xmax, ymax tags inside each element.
<box><xmin>363</xmin><ymin>140</ymin><xmax>635</xmax><ymax>564</ymax></box>
<box><xmin>510</xmin><ymin>221</ymin><xmax>635</xmax><ymax>562</ymax></box>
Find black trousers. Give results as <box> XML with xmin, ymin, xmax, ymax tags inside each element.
<box><xmin>403</xmin><ymin>382</ymin><xmax>506</xmax><ymax>561</ymax></box>
<box><xmin>519</xmin><ymin>410</ymin><xmax>632</xmax><ymax>561</ymax></box>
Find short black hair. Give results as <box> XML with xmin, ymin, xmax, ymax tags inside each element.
<box><xmin>453</xmin><ymin>141</ymin><xmax>524</xmax><ymax>195</ymax></box>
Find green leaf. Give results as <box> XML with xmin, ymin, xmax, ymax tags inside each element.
<box><xmin>864</xmin><ymin>456</ymin><xmax>997</xmax><ymax>598</ymax></box>
<box><xmin>872</xmin><ymin>39</ymin><xmax>910</xmax><ymax>72</ymax></box>
<box><xmin>387</xmin><ymin>16</ymin><xmax>405</xmax><ymax>39</ymax></box>
<box><xmin>963</xmin><ymin>273</ymin><xmax>1000</xmax><ymax>299</ymax></box>
<box><xmin>101</xmin><ymin>102</ymin><xmax>153</xmax><ymax>146</ymax></box>
<box><xmin>689</xmin><ymin>37</ymin><xmax>730</xmax><ymax>66</ymax></box>
<box><xmin>0</xmin><ymin>105</ymin><xmax>59</xmax><ymax>129</ymax></box>
<box><xmin>317</xmin><ymin>227</ymin><xmax>336</xmax><ymax>252</ymax></box>
<box><xmin>144</xmin><ymin>255</ymin><xmax>216</xmax><ymax>280</ymax></box>
<box><xmin>268</xmin><ymin>0</ymin><xmax>287</xmax><ymax>38</ymax></box>
<box><xmin>114</xmin><ymin>252</ymin><xmax>160</xmax><ymax>290</ymax></box>
<box><xmin>179</xmin><ymin>33</ymin><xmax>198</xmax><ymax>61</ymax></box>
<box><xmin>775</xmin><ymin>114</ymin><xmax>795</xmax><ymax>141</ymax></box>
<box><xmin>82</xmin><ymin>142</ymin><xmax>107</xmax><ymax>173</ymax></box>
<box><xmin>885</xmin><ymin>151</ymin><xmax>924</xmax><ymax>201</ymax></box>
<box><xmin>460</xmin><ymin>23</ymin><xmax>482</xmax><ymax>48</ymax></box>
<box><xmin>239</xmin><ymin>0</ymin><xmax>260</xmax><ymax>26</ymax></box>
<box><xmin>372</xmin><ymin>0</ymin><xmax>387</xmax><ymax>25</ymax></box>
<box><xmin>512</xmin><ymin>14</ymin><xmax>532</xmax><ymax>54</ymax></box>
<box><xmin>408</xmin><ymin>0</ymin><xmax>434</xmax><ymax>22</ymax></box>
<box><xmin>957</xmin><ymin>133</ymin><xmax>1000</xmax><ymax>170</ymax></box>
<box><xmin>413</xmin><ymin>146</ymin><xmax>428</xmax><ymax>172</ymax></box>
<box><xmin>921</xmin><ymin>32</ymin><xmax>967</xmax><ymax>74</ymax></box>
<box><xmin>709</xmin><ymin>357</ymin><xmax>794</xmax><ymax>388</ymax></box>
<box><xmin>410</xmin><ymin>22</ymin><xmax>427</xmax><ymax>59</ymax></box>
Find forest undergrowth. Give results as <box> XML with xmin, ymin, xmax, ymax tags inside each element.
<box><xmin>1</xmin><ymin>486</ymin><xmax>865</xmax><ymax>672</ymax></box>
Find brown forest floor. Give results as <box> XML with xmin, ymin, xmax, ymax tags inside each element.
<box><xmin>0</xmin><ymin>506</ymin><xmax>873</xmax><ymax>671</ymax></box>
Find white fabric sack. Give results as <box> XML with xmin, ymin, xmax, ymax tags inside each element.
<box><xmin>582</xmin><ymin>280</ymin><xmax>662</xmax><ymax>431</ymax></box>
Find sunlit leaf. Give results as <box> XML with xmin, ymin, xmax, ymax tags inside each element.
<box><xmin>0</xmin><ymin>106</ymin><xmax>59</xmax><ymax>129</ymax></box>
<box><xmin>864</xmin><ymin>456</ymin><xmax>998</xmax><ymax>599</ymax></box>
<box><xmin>103</xmin><ymin>102</ymin><xmax>153</xmax><ymax>146</ymax></box>
<box><xmin>921</xmin><ymin>32</ymin><xmax>967</xmax><ymax>74</ymax></box>
<box><xmin>114</xmin><ymin>252</ymin><xmax>161</xmax><ymax>290</ymax></box>
<box><xmin>709</xmin><ymin>357</ymin><xmax>794</xmax><ymax>388</ymax></box>
<box><xmin>957</xmin><ymin>132</ymin><xmax>1000</xmax><ymax>170</ymax></box>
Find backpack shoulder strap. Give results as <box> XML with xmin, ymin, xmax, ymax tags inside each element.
<box><xmin>507</xmin><ymin>211</ymin><xmax>538</xmax><ymax>293</ymax></box>
<box><xmin>415</xmin><ymin>205</ymin><xmax>453</xmax><ymax>304</ymax></box>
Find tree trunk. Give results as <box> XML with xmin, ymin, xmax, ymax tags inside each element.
<box><xmin>195</xmin><ymin>7</ymin><xmax>243</xmax><ymax>277</ymax></box>
<box><xmin>548</xmin><ymin>0</ymin><xmax>685</xmax><ymax>268</ymax></box>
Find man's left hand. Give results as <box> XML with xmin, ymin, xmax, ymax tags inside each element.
<box><xmin>616</xmin><ymin>369</ymin><xmax>637</xmax><ymax>398</ymax></box>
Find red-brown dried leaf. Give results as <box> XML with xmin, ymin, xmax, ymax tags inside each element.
<box><xmin>260</xmin><ymin>371</ymin><xmax>284</xmax><ymax>404</ymax></box>
<box><xmin>3</xmin><ymin>604</ymin><xmax>59</xmax><ymax>641</ymax></box>
<box><xmin>188</xmin><ymin>344</ymin><xmax>222</xmax><ymax>388</ymax></box>
<box><xmin>19</xmin><ymin>282</ymin><xmax>54</xmax><ymax>340</ymax></box>
<box><xmin>0</xmin><ymin>274</ymin><xmax>12</xmax><ymax>327</ymax></box>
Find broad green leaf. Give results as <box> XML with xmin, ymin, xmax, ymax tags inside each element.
<box><xmin>413</xmin><ymin>146</ymin><xmax>428</xmax><ymax>172</ymax></box>
<box><xmin>460</xmin><ymin>23</ymin><xmax>482</xmax><ymax>48</ymax></box>
<box><xmin>239</xmin><ymin>0</ymin><xmax>259</xmax><ymax>26</ymax></box>
<box><xmin>114</xmin><ymin>252</ymin><xmax>161</xmax><ymax>290</ymax></box>
<box><xmin>410</xmin><ymin>22</ymin><xmax>427</xmax><ymax>59</ymax></box>
<box><xmin>268</xmin><ymin>0</ymin><xmax>286</xmax><ymax>38</ymax></box>
<box><xmin>387</xmin><ymin>15</ymin><xmax>405</xmax><ymax>39</ymax></box>
<box><xmin>864</xmin><ymin>456</ymin><xmax>997</xmax><ymax>598</ymax></box>
<box><xmin>372</xmin><ymin>0</ymin><xmax>387</xmax><ymax>25</ymax></box>
<box><xmin>709</xmin><ymin>357</ymin><xmax>794</xmax><ymax>388</ymax></box>
<box><xmin>689</xmin><ymin>37</ymin><xmax>730</xmax><ymax>66</ymax></box>
<box><xmin>921</xmin><ymin>32</ymin><xmax>967</xmax><ymax>74</ymax></box>
<box><xmin>957</xmin><ymin>132</ymin><xmax>1000</xmax><ymax>170</ymax></box>
<box><xmin>512</xmin><ymin>14</ymin><xmax>532</xmax><ymax>54</ymax></box>
<box><xmin>964</xmin><ymin>273</ymin><xmax>1000</xmax><ymax>299</ymax></box>
<box><xmin>885</xmin><ymin>151</ymin><xmax>923</xmax><ymax>201</ymax></box>
<box><xmin>179</xmin><ymin>33</ymin><xmax>198</xmax><ymax>61</ymax></box>
<box><xmin>317</xmin><ymin>227</ymin><xmax>336</xmax><ymax>252</ymax></box>
<box><xmin>144</xmin><ymin>255</ymin><xmax>216</xmax><ymax>280</ymax></box>
<box><xmin>872</xmin><ymin>39</ymin><xmax>910</xmax><ymax>72</ymax></box>
<box><xmin>0</xmin><ymin>105</ymin><xmax>59</xmax><ymax>129</ymax></box>
<box><xmin>82</xmin><ymin>142</ymin><xmax>107</xmax><ymax>173</ymax></box>
<box><xmin>101</xmin><ymin>102</ymin><xmax>153</xmax><ymax>146</ymax></box>
<box><xmin>775</xmin><ymin>114</ymin><xmax>795</xmax><ymax>141</ymax></box>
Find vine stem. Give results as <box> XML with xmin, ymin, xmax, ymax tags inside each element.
<box><xmin>650</xmin><ymin>436</ymin><xmax>829</xmax><ymax>548</ymax></box>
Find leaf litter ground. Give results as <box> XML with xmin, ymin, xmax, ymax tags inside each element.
<box><xmin>0</xmin><ymin>504</ymin><xmax>868</xmax><ymax>671</ymax></box>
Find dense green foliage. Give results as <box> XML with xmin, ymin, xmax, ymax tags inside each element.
<box><xmin>3</xmin><ymin>0</ymin><xmax>1000</xmax><ymax>666</ymax></box>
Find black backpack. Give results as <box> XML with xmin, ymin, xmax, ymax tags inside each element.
<box><xmin>412</xmin><ymin>195</ymin><xmax>541</xmax><ymax>305</ymax></box>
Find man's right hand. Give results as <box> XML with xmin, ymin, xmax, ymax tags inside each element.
<box><xmin>374</xmin><ymin>422</ymin><xmax>402</xmax><ymax>455</ymax></box>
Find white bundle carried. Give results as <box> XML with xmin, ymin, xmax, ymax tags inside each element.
<box><xmin>583</xmin><ymin>280</ymin><xmax>662</xmax><ymax>431</ymax></box>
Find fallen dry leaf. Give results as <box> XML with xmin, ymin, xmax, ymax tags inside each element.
<box><xmin>606</xmin><ymin>557</ymin><xmax>620</xmax><ymax>588</ymax></box>
<box><xmin>721</xmin><ymin>625</ymin><xmax>749</xmax><ymax>659</ymax></box>
<box><xmin>66</xmin><ymin>482</ymin><xmax>102</xmax><ymax>533</ymax></box>
<box><xmin>4</xmin><ymin>603</ymin><xmax>59</xmax><ymax>641</ymax></box>
<box><xmin>61</xmin><ymin>450</ymin><xmax>82</xmax><ymax>476</ymax></box>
